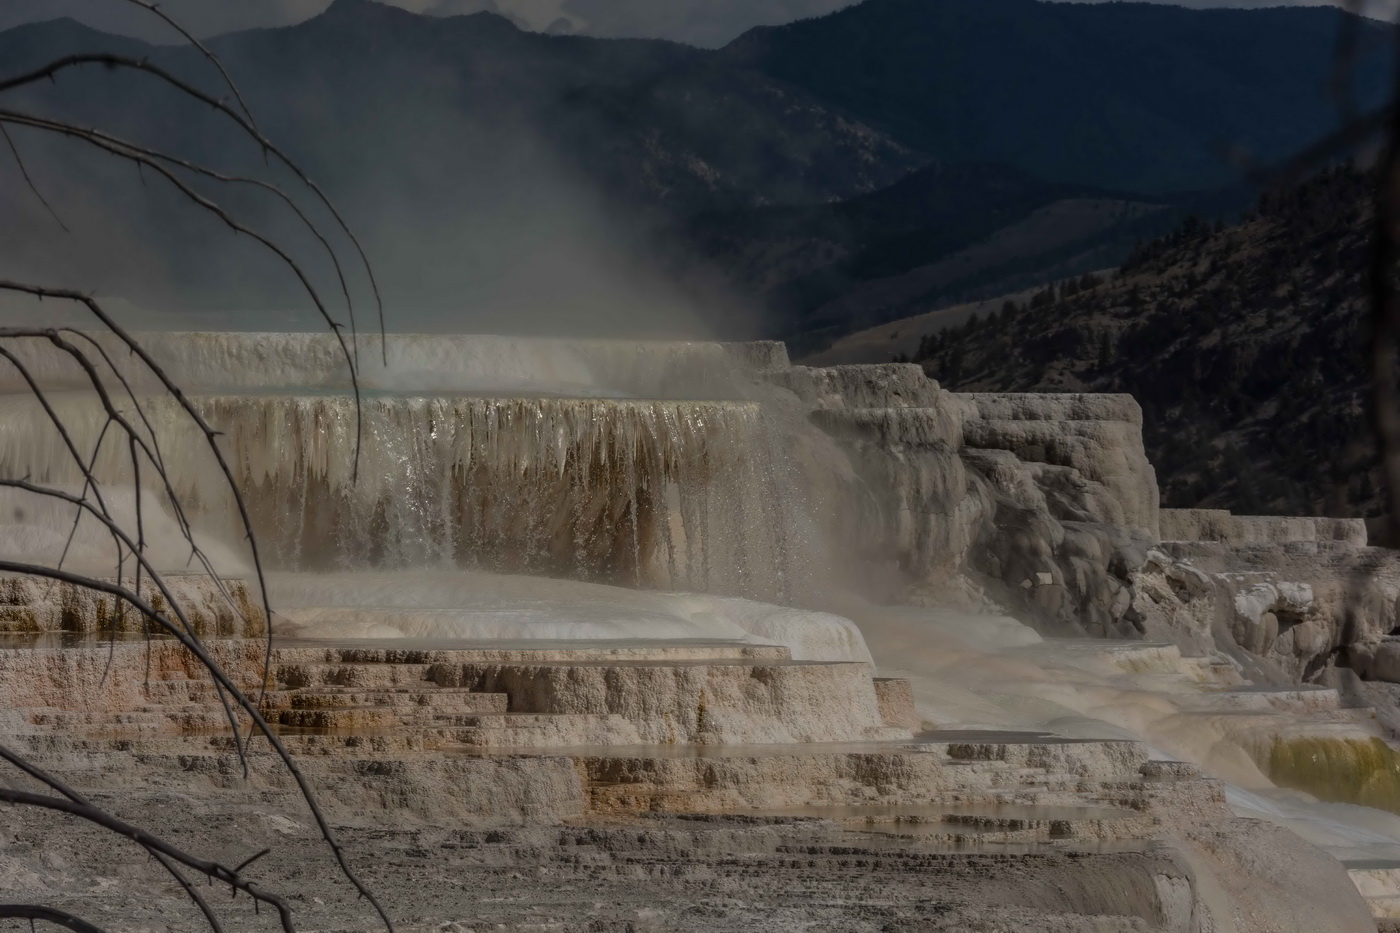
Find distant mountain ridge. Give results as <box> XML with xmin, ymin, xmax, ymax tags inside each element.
<box><xmin>0</xmin><ymin>0</ymin><xmax>1390</xmax><ymax>335</ymax></box>
<box><xmin>677</xmin><ymin>160</ymin><xmax>1178</xmax><ymax>348</ymax></box>
<box><xmin>724</xmin><ymin>0</ymin><xmax>1396</xmax><ymax>193</ymax></box>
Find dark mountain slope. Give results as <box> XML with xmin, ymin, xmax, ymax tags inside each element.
<box><xmin>914</xmin><ymin>166</ymin><xmax>1379</xmax><ymax>520</ymax></box>
<box><xmin>205</xmin><ymin>1</ymin><xmax>922</xmax><ymax>214</ymax></box>
<box><xmin>678</xmin><ymin>160</ymin><xmax>1177</xmax><ymax>345</ymax></box>
<box><xmin>0</xmin><ymin>0</ymin><xmax>1390</xmax><ymax>335</ymax></box>
<box><xmin>724</xmin><ymin>0</ymin><xmax>1396</xmax><ymax>193</ymax></box>
<box><xmin>0</xmin><ymin>2</ymin><xmax>920</xmax><ymax>330</ymax></box>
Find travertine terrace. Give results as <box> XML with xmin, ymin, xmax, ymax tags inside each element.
<box><xmin>3</xmin><ymin>333</ymin><xmax>1399</xmax><ymax>931</ymax></box>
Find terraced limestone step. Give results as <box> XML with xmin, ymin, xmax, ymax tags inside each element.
<box><xmin>270</xmin><ymin>711</ymin><xmax>643</xmax><ymax>750</ymax></box>
<box><xmin>1347</xmin><ymin>861</ymin><xmax>1400</xmax><ymax>919</ymax></box>
<box><xmin>139</xmin><ymin>679</ymin><xmax>222</xmax><ymax>702</ymax></box>
<box><xmin>273</xmin><ymin>661</ymin><xmax>440</xmax><ymax>689</ymax></box>
<box><xmin>273</xmin><ymin>642</ymin><xmax>793</xmax><ymax>665</ymax></box>
<box><xmin>23</xmin><ymin>704</ymin><xmax>241</xmax><ymax>738</ymax></box>
<box><xmin>1192</xmin><ymin>685</ymin><xmax>1345</xmax><ymax>714</ymax></box>
<box><xmin>573</xmin><ymin>734</ymin><xmax>1153</xmax><ymax>814</ymax></box>
<box><xmin>757</xmin><ymin>801</ymin><xmax>1159</xmax><ymax>846</ymax></box>
<box><xmin>264</xmin><ymin>643</ymin><xmax>906</xmax><ymax>746</ymax></box>
<box><xmin>264</xmin><ymin>686</ymin><xmax>509</xmax><ymax>714</ymax></box>
<box><xmin>424</xmin><ymin>657</ymin><xmax>898</xmax><ymax>745</ymax></box>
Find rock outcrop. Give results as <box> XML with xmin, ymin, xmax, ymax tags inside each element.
<box><xmin>765</xmin><ymin>359</ymin><xmax>1156</xmax><ymax>637</ymax></box>
<box><xmin>960</xmin><ymin>392</ymin><xmax>1161</xmax><ymax>538</ymax></box>
<box><xmin>765</xmin><ymin>353</ymin><xmax>1400</xmax><ymax>698</ymax></box>
<box><xmin>1162</xmin><ymin>508</ymin><xmax>1369</xmax><ymax>550</ymax></box>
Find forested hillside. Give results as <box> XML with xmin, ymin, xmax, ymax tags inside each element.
<box><xmin>914</xmin><ymin>166</ymin><xmax>1378</xmax><ymax>520</ymax></box>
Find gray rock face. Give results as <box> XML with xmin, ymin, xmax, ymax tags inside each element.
<box><xmin>1162</xmin><ymin>509</ymin><xmax>1368</xmax><ymax>550</ymax></box>
<box><xmin>764</xmin><ymin>354</ymin><xmax>1395</xmax><ymax>687</ymax></box>
<box><xmin>960</xmin><ymin>393</ymin><xmax>1161</xmax><ymax>538</ymax></box>
<box><xmin>770</xmin><ymin>362</ymin><xmax>957</xmax><ymax>412</ymax></box>
<box><xmin>1144</xmin><ymin>541</ymin><xmax>1400</xmax><ymax>685</ymax></box>
<box><xmin>771</xmin><ymin>363</ymin><xmax>1158</xmax><ymax>636</ymax></box>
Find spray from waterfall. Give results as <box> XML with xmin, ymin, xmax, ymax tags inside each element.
<box><xmin>0</xmin><ymin>333</ymin><xmax>829</xmax><ymax>603</ymax></box>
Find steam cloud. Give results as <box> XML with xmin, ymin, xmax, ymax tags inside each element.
<box><xmin>0</xmin><ymin>21</ymin><xmax>745</xmax><ymax>338</ymax></box>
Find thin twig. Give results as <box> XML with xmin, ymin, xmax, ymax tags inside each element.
<box><xmin>0</xmin><ymin>906</ymin><xmax>107</xmax><ymax>932</ymax></box>
<box><xmin>0</xmin><ymin>788</ymin><xmax>296</xmax><ymax>933</ymax></box>
<box><xmin>0</xmin><ymin>333</ymin><xmax>254</xmax><ymax>761</ymax></box>
<box><xmin>0</xmin><ymin>124</ymin><xmax>364</xmax><ymax>471</ymax></box>
<box><xmin>115</xmin><ymin>0</ymin><xmax>261</xmax><ymax>133</ymax></box>
<box><xmin>0</xmin><ymin>53</ymin><xmax>385</xmax><ymax>355</ymax></box>
<box><xmin>0</xmin><ymin>124</ymin><xmax>67</xmax><ymax>231</ymax></box>
<box><xmin>0</xmin><ymin>295</ymin><xmax>281</xmax><ymax>706</ymax></box>
<box><xmin>0</xmin><ymin>557</ymin><xmax>394</xmax><ymax>932</ymax></box>
<box><xmin>0</xmin><ymin>113</ymin><xmax>356</xmax><ymax>343</ymax></box>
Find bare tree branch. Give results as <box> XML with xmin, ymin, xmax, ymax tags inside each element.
<box><xmin>0</xmin><ymin>788</ymin><xmax>296</xmax><ymax>932</ymax></box>
<box><xmin>0</xmin><ymin>906</ymin><xmax>108</xmax><ymax>932</ymax></box>
<box><xmin>0</xmin><ymin>124</ymin><xmax>67</xmax><ymax>231</ymax></box>
<box><xmin>0</xmin><ymin>294</ymin><xmax>279</xmax><ymax>703</ymax></box>
<box><xmin>0</xmin><ymin>556</ymin><xmax>394</xmax><ymax>931</ymax></box>
<box><xmin>0</xmin><ymin>116</ymin><xmax>365</xmax><ymax>472</ymax></box>
<box><xmin>0</xmin><ymin>747</ymin><xmax>227</xmax><ymax>933</ymax></box>
<box><xmin>0</xmin><ymin>110</ymin><xmax>360</xmax><ymax>351</ymax></box>
<box><xmin>115</xmin><ymin>0</ymin><xmax>261</xmax><ymax>134</ymax></box>
<box><xmin>0</xmin><ymin>11</ymin><xmax>396</xmax><ymax>928</ymax></box>
<box><xmin>0</xmin><ymin>52</ymin><xmax>386</xmax><ymax>355</ymax></box>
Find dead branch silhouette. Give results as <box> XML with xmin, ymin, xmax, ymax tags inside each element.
<box><xmin>0</xmin><ymin>5</ymin><xmax>394</xmax><ymax>931</ymax></box>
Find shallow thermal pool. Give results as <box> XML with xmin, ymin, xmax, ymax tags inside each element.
<box><xmin>266</xmin><ymin>570</ymin><xmax>872</xmax><ymax>664</ymax></box>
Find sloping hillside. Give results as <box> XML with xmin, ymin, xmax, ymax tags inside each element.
<box><xmin>914</xmin><ymin>166</ymin><xmax>1378</xmax><ymax>520</ymax></box>
<box><xmin>677</xmin><ymin>161</ymin><xmax>1175</xmax><ymax>347</ymax></box>
<box><xmin>725</xmin><ymin>0</ymin><xmax>1395</xmax><ymax>194</ymax></box>
<box><xmin>0</xmin><ymin>0</ymin><xmax>1389</xmax><ymax>334</ymax></box>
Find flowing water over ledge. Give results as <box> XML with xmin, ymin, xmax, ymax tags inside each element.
<box><xmin>0</xmin><ymin>393</ymin><xmax>801</xmax><ymax>600</ymax></box>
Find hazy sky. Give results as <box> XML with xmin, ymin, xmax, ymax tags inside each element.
<box><xmin>0</xmin><ymin>0</ymin><xmax>1394</xmax><ymax>48</ymax></box>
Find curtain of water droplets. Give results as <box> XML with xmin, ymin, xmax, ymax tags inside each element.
<box><xmin>0</xmin><ymin>393</ymin><xmax>795</xmax><ymax>602</ymax></box>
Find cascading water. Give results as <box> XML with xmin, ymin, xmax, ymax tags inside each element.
<box><xmin>0</xmin><ymin>334</ymin><xmax>800</xmax><ymax>602</ymax></box>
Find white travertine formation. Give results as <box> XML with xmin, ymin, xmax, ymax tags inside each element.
<box><xmin>1162</xmin><ymin>508</ymin><xmax>1368</xmax><ymax>549</ymax></box>
<box><xmin>3</xmin><ymin>334</ymin><xmax>1398</xmax><ymax>930</ymax></box>
<box><xmin>268</xmin><ymin>571</ymin><xmax>873</xmax><ymax>664</ymax></box>
<box><xmin>0</xmin><ymin>331</ymin><xmax>756</xmax><ymax>399</ymax></box>
<box><xmin>959</xmin><ymin>393</ymin><xmax>1160</xmax><ymax>537</ymax></box>
<box><xmin>768</xmin><ymin>362</ymin><xmax>956</xmax><ymax>412</ymax></box>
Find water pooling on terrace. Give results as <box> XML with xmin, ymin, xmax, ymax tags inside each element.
<box><xmin>0</xmin><ymin>333</ymin><xmax>801</xmax><ymax>600</ymax></box>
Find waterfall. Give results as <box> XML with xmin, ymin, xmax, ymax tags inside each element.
<box><xmin>0</xmin><ymin>392</ymin><xmax>794</xmax><ymax>601</ymax></box>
